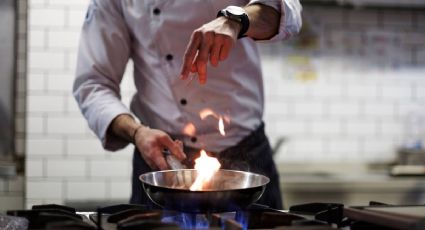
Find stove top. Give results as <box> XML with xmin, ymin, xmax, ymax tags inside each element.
<box><xmin>5</xmin><ymin>202</ymin><xmax>425</xmax><ymax>229</ymax></box>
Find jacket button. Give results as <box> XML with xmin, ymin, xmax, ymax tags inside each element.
<box><xmin>180</xmin><ymin>98</ymin><xmax>187</xmax><ymax>105</ymax></box>
<box><xmin>166</xmin><ymin>54</ymin><xmax>173</xmax><ymax>61</ymax></box>
<box><xmin>191</xmin><ymin>137</ymin><xmax>197</xmax><ymax>143</ymax></box>
<box><xmin>153</xmin><ymin>8</ymin><xmax>161</xmax><ymax>15</ymax></box>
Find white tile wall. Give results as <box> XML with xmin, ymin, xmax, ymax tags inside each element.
<box><xmin>25</xmin><ymin>1</ymin><xmax>425</xmax><ymax>207</ymax></box>
<box><xmin>26</xmin><ymin>0</ymin><xmax>134</xmax><ymax>207</ymax></box>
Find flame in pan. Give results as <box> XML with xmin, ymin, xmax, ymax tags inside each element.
<box><xmin>190</xmin><ymin>150</ymin><xmax>221</xmax><ymax>191</ymax></box>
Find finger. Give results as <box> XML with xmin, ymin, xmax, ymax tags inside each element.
<box><xmin>152</xmin><ymin>153</ymin><xmax>169</xmax><ymax>171</ymax></box>
<box><xmin>175</xmin><ymin>140</ymin><xmax>183</xmax><ymax>151</ymax></box>
<box><xmin>161</xmin><ymin>135</ymin><xmax>186</xmax><ymax>160</ymax></box>
<box><xmin>180</xmin><ymin>32</ymin><xmax>201</xmax><ymax>80</ymax></box>
<box><xmin>209</xmin><ymin>39</ymin><xmax>223</xmax><ymax>67</ymax></box>
<box><xmin>191</xmin><ymin>62</ymin><xmax>197</xmax><ymax>73</ymax></box>
<box><xmin>195</xmin><ymin>35</ymin><xmax>213</xmax><ymax>85</ymax></box>
<box><xmin>141</xmin><ymin>151</ymin><xmax>157</xmax><ymax>170</ymax></box>
<box><xmin>219</xmin><ymin>39</ymin><xmax>233</xmax><ymax>61</ymax></box>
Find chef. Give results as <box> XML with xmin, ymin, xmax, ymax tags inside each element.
<box><xmin>73</xmin><ymin>0</ymin><xmax>302</xmax><ymax>209</ymax></box>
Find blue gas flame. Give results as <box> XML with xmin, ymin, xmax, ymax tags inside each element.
<box><xmin>162</xmin><ymin>212</ymin><xmax>209</xmax><ymax>229</ymax></box>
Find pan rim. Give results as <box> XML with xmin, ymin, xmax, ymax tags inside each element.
<box><xmin>139</xmin><ymin>169</ymin><xmax>270</xmax><ymax>192</ymax></box>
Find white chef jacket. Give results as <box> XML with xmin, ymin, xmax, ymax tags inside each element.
<box><xmin>73</xmin><ymin>0</ymin><xmax>302</xmax><ymax>153</ymax></box>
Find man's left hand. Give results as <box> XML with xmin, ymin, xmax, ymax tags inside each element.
<box><xmin>179</xmin><ymin>17</ymin><xmax>241</xmax><ymax>85</ymax></box>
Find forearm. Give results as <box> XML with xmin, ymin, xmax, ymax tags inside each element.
<box><xmin>109</xmin><ymin>114</ymin><xmax>144</xmax><ymax>144</ymax></box>
<box><xmin>245</xmin><ymin>4</ymin><xmax>280</xmax><ymax>40</ymax></box>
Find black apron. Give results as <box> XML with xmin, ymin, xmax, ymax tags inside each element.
<box><xmin>130</xmin><ymin>123</ymin><xmax>283</xmax><ymax>210</ymax></box>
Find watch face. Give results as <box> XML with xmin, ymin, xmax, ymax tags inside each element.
<box><xmin>226</xmin><ymin>6</ymin><xmax>246</xmax><ymax>16</ymax></box>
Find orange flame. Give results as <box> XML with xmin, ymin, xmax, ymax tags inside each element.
<box><xmin>218</xmin><ymin>117</ymin><xmax>225</xmax><ymax>136</ymax></box>
<box><xmin>199</xmin><ymin>108</ymin><xmax>229</xmax><ymax>136</ymax></box>
<box><xmin>199</xmin><ymin>108</ymin><xmax>217</xmax><ymax>120</ymax></box>
<box><xmin>190</xmin><ymin>150</ymin><xmax>221</xmax><ymax>191</ymax></box>
<box><xmin>182</xmin><ymin>122</ymin><xmax>196</xmax><ymax>136</ymax></box>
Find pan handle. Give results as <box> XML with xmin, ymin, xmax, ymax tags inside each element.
<box><xmin>163</xmin><ymin>149</ymin><xmax>187</xmax><ymax>170</ymax></box>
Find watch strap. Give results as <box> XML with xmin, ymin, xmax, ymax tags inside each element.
<box><xmin>217</xmin><ymin>8</ymin><xmax>250</xmax><ymax>39</ymax></box>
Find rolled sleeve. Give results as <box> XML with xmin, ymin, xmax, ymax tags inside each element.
<box><xmin>249</xmin><ymin>0</ymin><xmax>302</xmax><ymax>41</ymax></box>
<box><xmin>73</xmin><ymin>0</ymin><xmax>132</xmax><ymax>151</ymax></box>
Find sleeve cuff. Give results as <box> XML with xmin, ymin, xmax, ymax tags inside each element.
<box><xmin>88</xmin><ymin>102</ymin><xmax>134</xmax><ymax>151</ymax></box>
<box><xmin>248</xmin><ymin>0</ymin><xmax>302</xmax><ymax>41</ymax></box>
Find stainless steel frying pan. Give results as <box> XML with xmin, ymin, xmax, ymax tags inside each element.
<box><xmin>139</xmin><ymin>169</ymin><xmax>269</xmax><ymax>213</ymax></box>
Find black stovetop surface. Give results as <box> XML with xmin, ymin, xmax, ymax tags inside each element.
<box><xmin>6</xmin><ymin>202</ymin><xmax>425</xmax><ymax>230</ymax></box>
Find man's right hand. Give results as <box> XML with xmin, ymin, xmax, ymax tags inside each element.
<box><xmin>133</xmin><ymin>126</ymin><xmax>186</xmax><ymax>170</ymax></box>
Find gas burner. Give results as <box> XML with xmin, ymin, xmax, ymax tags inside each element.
<box><xmin>5</xmin><ymin>202</ymin><xmax>425</xmax><ymax>229</ymax></box>
<box><xmin>7</xmin><ymin>204</ymin><xmax>95</xmax><ymax>229</ymax></box>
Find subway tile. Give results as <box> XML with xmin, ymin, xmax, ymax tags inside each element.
<box><xmin>328</xmin><ymin>101</ymin><xmax>361</xmax><ymax>117</ymax></box>
<box><xmin>46</xmin><ymin>0</ymin><xmax>89</xmax><ymax>7</ymax></box>
<box><xmin>46</xmin><ymin>116</ymin><xmax>87</xmax><ymax>134</ymax></box>
<box><xmin>27</xmin><ymin>94</ymin><xmax>66</xmax><ymax>112</ymax></box>
<box><xmin>347</xmin><ymin>9</ymin><xmax>379</xmax><ymax>26</ymax></box>
<box><xmin>67</xmin><ymin>138</ymin><xmax>105</xmax><ymax>156</ymax></box>
<box><xmin>26</xmin><ymin>138</ymin><xmax>64</xmax><ymax>156</ymax></box>
<box><xmin>416</xmin><ymin>48</ymin><xmax>425</xmax><ymax>65</ymax></box>
<box><xmin>27</xmin><ymin>181</ymin><xmax>63</xmax><ymax>199</ymax></box>
<box><xmin>312</xmin><ymin>7</ymin><xmax>344</xmax><ymax>25</ymax></box>
<box><xmin>46</xmin><ymin>73</ymin><xmax>75</xmax><ymax>92</ymax></box>
<box><xmin>27</xmin><ymin>73</ymin><xmax>46</xmax><ymax>91</ymax></box>
<box><xmin>401</xmin><ymin>32</ymin><xmax>425</xmax><ymax>46</ymax></box>
<box><xmin>396</xmin><ymin>102</ymin><xmax>425</xmax><ymax>118</ymax></box>
<box><xmin>68</xmin><ymin>51</ymin><xmax>78</xmax><ymax>73</ymax></box>
<box><xmin>380</xmin><ymin>83</ymin><xmax>413</xmax><ymax>100</ymax></box>
<box><xmin>307</xmin><ymin>82</ymin><xmax>343</xmax><ymax>98</ymax></box>
<box><xmin>274</xmin><ymin>82</ymin><xmax>308</xmax><ymax>97</ymax></box>
<box><xmin>346</xmin><ymin>84</ymin><xmax>378</xmax><ymax>99</ymax></box>
<box><xmin>293</xmin><ymin>101</ymin><xmax>324</xmax><ymax>117</ymax></box>
<box><xmin>291</xmin><ymin>137</ymin><xmax>326</xmax><ymax>154</ymax></box>
<box><xmin>26</xmin><ymin>159</ymin><xmax>44</xmax><ymax>177</ymax></box>
<box><xmin>275</xmin><ymin>119</ymin><xmax>308</xmax><ymax>135</ymax></box>
<box><xmin>29</xmin><ymin>0</ymin><xmax>47</xmax><ymax>7</ymax></box>
<box><xmin>328</xmin><ymin>138</ymin><xmax>360</xmax><ymax>156</ymax></box>
<box><xmin>109</xmin><ymin>181</ymin><xmax>131</xmax><ymax>199</ymax></box>
<box><xmin>311</xmin><ymin>119</ymin><xmax>343</xmax><ymax>136</ymax></box>
<box><xmin>379</xmin><ymin>119</ymin><xmax>404</xmax><ymax>137</ymax></box>
<box><xmin>108</xmin><ymin>149</ymin><xmax>134</xmax><ymax>161</ymax></box>
<box><xmin>382</xmin><ymin>10</ymin><xmax>413</xmax><ymax>28</ymax></box>
<box><xmin>46</xmin><ymin>159</ymin><xmax>87</xmax><ymax>177</ymax></box>
<box><xmin>67</xmin><ymin>8</ymin><xmax>86</xmax><ymax>28</ymax></box>
<box><xmin>415</xmin><ymin>82</ymin><xmax>425</xmax><ymax>99</ymax></box>
<box><xmin>362</xmin><ymin>138</ymin><xmax>398</xmax><ymax>161</ymax></box>
<box><xmin>67</xmin><ymin>96</ymin><xmax>81</xmax><ymax>113</ymax></box>
<box><xmin>28</xmin><ymin>30</ymin><xmax>46</xmax><ymax>49</ymax></box>
<box><xmin>30</xmin><ymin>8</ymin><xmax>66</xmax><ymax>27</ymax></box>
<box><xmin>29</xmin><ymin>51</ymin><xmax>65</xmax><ymax>70</ymax></box>
<box><xmin>363</xmin><ymin>101</ymin><xmax>395</xmax><ymax>117</ymax></box>
<box><xmin>346</xmin><ymin>119</ymin><xmax>378</xmax><ymax>136</ymax></box>
<box><xmin>264</xmin><ymin>101</ymin><xmax>291</xmax><ymax>116</ymax></box>
<box><xmin>26</xmin><ymin>115</ymin><xmax>44</xmax><ymax>134</ymax></box>
<box><xmin>89</xmin><ymin>160</ymin><xmax>130</xmax><ymax>177</ymax></box>
<box><xmin>48</xmin><ymin>30</ymin><xmax>80</xmax><ymax>49</ymax></box>
<box><xmin>418</xmin><ymin>12</ymin><xmax>425</xmax><ymax>28</ymax></box>
<box><xmin>66</xmin><ymin>181</ymin><xmax>107</xmax><ymax>200</ymax></box>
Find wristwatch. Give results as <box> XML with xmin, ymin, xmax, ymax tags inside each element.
<box><xmin>217</xmin><ymin>6</ymin><xmax>250</xmax><ymax>39</ymax></box>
